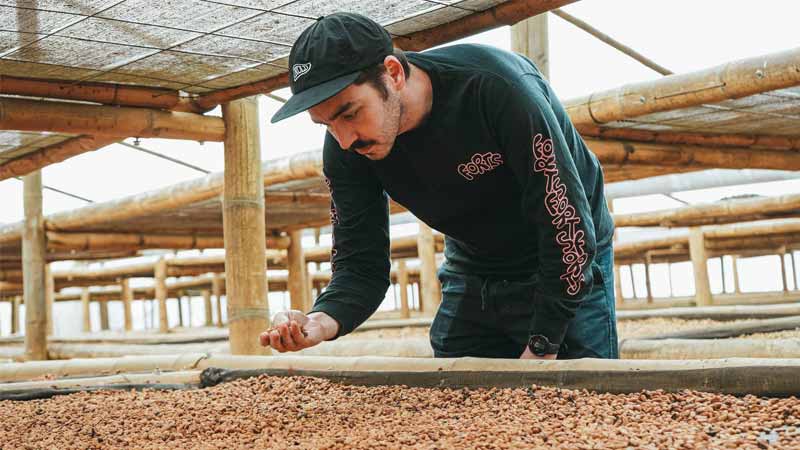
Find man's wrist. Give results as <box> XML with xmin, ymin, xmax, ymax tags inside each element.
<box><xmin>308</xmin><ymin>311</ymin><xmax>340</xmax><ymax>340</ymax></box>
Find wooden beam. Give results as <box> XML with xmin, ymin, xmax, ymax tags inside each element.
<box><xmin>397</xmin><ymin>260</ymin><xmax>410</xmax><ymax>319</ymax></box>
<box><xmin>0</xmin><ymin>97</ymin><xmax>225</xmax><ymax>141</ymax></box>
<box><xmin>11</xmin><ymin>296</ymin><xmax>20</xmax><ymax>335</ymax></box>
<box><xmin>579</xmin><ymin>127</ymin><xmax>800</xmax><ymax>152</ymax></box>
<box><xmin>566</xmin><ymin>46</ymin><xmax>800</xmax><ymax>127</ymax></box>
<box><xmin>22</xmin><ymin>171</ymin><xmax>47</xmax><ymax>360</ymax></box>
<box><xmin>121</xmin><ymin>279</ymin><xmax>133</xmax><ymax>332</ymax></box>
<box><xmin>615</xmin><ymin>192</ymin><xmax>800</xmax><ymax>228</ymax></box>
<box><xmin>732</xmin><ymin>255</ymin><xmax>741</xmax><ymax>294</ymax></box>
<box><xmin>202</xmin><ymin>289</ymin><xmax>213</xmax><ymax>327</ymax></box>
<box><xmin>212</xmin><ymin>274</ymin><xmax>223</xmax><ymax>328</ymax></box>
<box><xmin>99</xmin><ymin>298</ymin><xmax>110</xmax><ymax>330</ymax></box>
<box><xmin>688</xmin><ymin>227</ymin><xmax>713</xmax><ymax>307</ymax></box>
<box><xmin>45</xmin><ymin>231</ymin><xmax>291</xmax><ymax>252</ymax></box>
<box><xmin>155</xmin><ymin>258</ymin><xmax>168</xmax><ymax>333</ymax></box>
<box><xmin>287</xmin><ymin>229</ymin><xmax>308</xmax><ymax>312</ymax></box>
<box><xmin>222</xmin><ymin>97</ymin><xmax>269</xmax><ymax>356</ymax></box>
<box><xmin>588</xmin><ymin>139</ymin><xmax>800</xmax><ymax>171</ymax></box>
<box><xmin>511</xmin><ymin>12</ymin><xmax>549</xmax><ymax>78</ymax></box>
<box><xmin>81</xmin><ymin>288</ymin><xmax>91</xmax><ymax>333</ymax></box>
<box><xmin>44</xmin><ymin>263</ymin><xmax>54</xmax><ymax>336</ymax></box>
<box><xmin>0</xmin><ymin>135</ymin><xmax>120</xmax><ymax>182</ymax></box>
<box><xmin>0</xmin><ymin>75</ymin><xmax>201</xmax><ymax>112</ymax></box>
<box><xmin>780</xmin><ymin>247</ymin><xmax>790</xmax><ymax>292</ymax></box>
<box><xmin>417</xmin><ymin>221</ymin><xmax>441</xmax><ymax>315</ymax></box>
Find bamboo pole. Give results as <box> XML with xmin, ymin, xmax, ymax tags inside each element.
<box><xmin>287</xmin><ymin>229</ymin><xmax>308</xmax><ymax>312</ymax></box>
<box><xmin>186</xmin><ymin>293</ymin><xmax>193</xmax><ymax>327</ymax></box>
<box><xmin>121</xmin><ymin>279</ymin><xmax>133</xmax><ymax>332</ymax></box>
<box><xmin>81</xmin><ymin>288</ymin><xmax>90</xmax><ymax>333</ymax></box>
<box><xmin>566</xmin><ymin>46</ymin><xmax>800</xmax><ymax>127</ymax></box>
<box><xmin>0</xmin><ymin>135</ymin><xmax>120</xmax><ymax>182</ymax></box>
<box><xmin>99</xmin><ymin>299</ymin><xmax>110</xmax><ymax>330</ymax></box>
<box><xmin>688</xmin><ymin>227</ymin><xmax>713</xmax><ymax>306</ymax></box>
<box><xmin>0</xmin><ymin>75</ymin><xmax>200</xmax><ymax>112</ymax></box>
<box><xmin>511</xmin><ymin>12</ymin><xmax>549</xmax><ymax>78</ymax></box>
<box><xmin>732</xmin><ymin>256</ymin><xmax>741</xmax><ymax>294</ymax></box>
<box><xmin>719</xmin><ymin>256</ymin><xmax>726</xmax><ymax>293</ymax></box>
<box><xmin>45</xmin><ymin>231</ymin><xmax>291</xmax><ymax>252</ymax></box>
<box><xmin>397</xmin><ymin>260</ymin><xmax>410</xmax><ymax>319</ymax></box>
<box><xmin>643</xmin><ymin>253</ymin><xmax>653</xmax><ymax>303</ymax></box>
<box><xmin>793</xmin><ymin>251</ymin><xmax>799</xmax><ymax>291</ymax></box>
<box><xmin>191</xmin><ymin>0</ymin><xmax>577</xmax><ymax>110</ymax></box>
<box><xmin>615</xmin><ymin>192</ymin><xmax>800</xmax><ymax>228</ymax></box>
<box><xmin>614</xmin><ymin>265</ymin><xmax>623</xmax><ymax>305</ymax></box>
<box><xmin>417</xmin><ymin>221</ymin><xmax>441</xmax><ymax>315</ymax></box>
<box><xmin>780</xmin><ymin>247</ymin><xmax>790</xmax><ymax>292</ymax></box>
<box><xmin>222</xmin><ymin>97</ymin><xmax>269</xmax><ymax>356</ymax></box>
<box><xmin>588</xmin><ymin>139</ymin><xmax>800</xmax><ymax>172</ymax></box>
<box><xmin>213</xmin><ymin>274</ymin><xmax>223</xmax><ymax>327</ymax></box>
<box><xmin>0</xmin><ymin>97</ymin><xmax>225</xmax><ymax>141</ymax></box>
<box><xmin>581</xmin><ymin>127</ymin><xmax>800</xmax><ymax>152</ymax></box>
<box><xmin>155</xmin><ymin>258</ymin><xmax>168</xmax><ymax>333</ymax></box>
<box><xmin>11</xmin><ymin>296</ymin><xmax>20</xmax><ymax>335</ymax></box>
<box><xmin>202</xmin><ymin>289</ymin><xmax>213</xmax><ymax>327</ymax></box>
<box><xmin>22</xmin><ymin>171</ymin><xmax>47</xmax><ymax>360</ymax></box>
<box><xmin>44</xmin><ymin>264</ymin><xmax>54</xmax><ymax>336</ymax></box>
<box><xmin>176</xmin><ymin>291</ymin><xmax>185</xmax><ymax>328</ymax></box>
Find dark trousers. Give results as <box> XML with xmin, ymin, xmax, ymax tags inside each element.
<box><xmin>429</xmin><ymin>245</ymin><xmax>619</xmax><ymax>359</ymax></box>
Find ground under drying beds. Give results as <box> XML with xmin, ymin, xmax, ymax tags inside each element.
<box><xmin>2</xmin><ymin>356</ymin><xmax>800</xmax><ymax>449</ymax></box>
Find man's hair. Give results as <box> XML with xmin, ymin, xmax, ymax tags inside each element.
<box><xmin>353</xmin><ymin>48</ymin><xmax>410</xmax><ymax>99</ymax></box>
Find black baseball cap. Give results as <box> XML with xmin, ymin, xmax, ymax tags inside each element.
<box><xmin>270</xmin><ymin>13</ymin><xmax>393</xmax><ymax>123</ymax></box>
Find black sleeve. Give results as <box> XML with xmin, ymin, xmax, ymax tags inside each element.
<box><xmin>308</xmin><ymin>132</ymin><xmax>391</xmax><ymax>337</ymax></box>
<box><xmin>486</xmin><ymin>73</ymin><xmax>598</xmax><ymax>346</ymax></box>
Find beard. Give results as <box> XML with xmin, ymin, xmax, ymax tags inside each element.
<box><xmin>348</xmin><ymin>86</ymin><xmax>403</xmax><ymax>161</ymax></box>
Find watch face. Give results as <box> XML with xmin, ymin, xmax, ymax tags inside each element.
<box><xmin>530</xmin><ymin>335</ymin><xmax>548</xmax><ymax>356</ymax></box>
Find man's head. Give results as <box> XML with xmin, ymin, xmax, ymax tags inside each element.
<box><xmin>270</xmin><ymin>13</ymin><xmax>410</xmax><ymax>160</ymax></box>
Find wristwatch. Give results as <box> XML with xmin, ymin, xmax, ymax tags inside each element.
<box><xmin>527</xmin><ymin>334</ymin><xmax>560</xmax><ymax>356</ymax></box>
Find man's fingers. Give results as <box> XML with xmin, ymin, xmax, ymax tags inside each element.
<box><xmin>278</xmin><ymin>322</ymin><xmax>297</xmax><ymax>348</ymax></box>
<box><xmin>268</xmin><ymin>328</ymin><xmax>287</xmax><ymax>352</ymax></box>
<box><xmin>290</xmin><ymin>321</ymin><xmax>309</xmax><ymax>347</ymax></box>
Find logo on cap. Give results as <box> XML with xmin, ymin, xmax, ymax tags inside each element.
<box><xmin>292</xmin><ymin>63</ymin><xmax>312</xmax><ymax>82</ymax></box>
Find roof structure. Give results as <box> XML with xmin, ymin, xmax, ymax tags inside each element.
<box><xmin>0</xmin><ymin>0</ymin><xmax>576</xmax><ymax>175</ymax></box>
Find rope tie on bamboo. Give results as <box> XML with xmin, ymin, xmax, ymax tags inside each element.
<box><xmin>224</xmin><ymin>198</ymin><xmax>263</xmax><ymax>210</ymax></box>
<box><xmin>227</xmin><ymin>307</ymin><xmax>269</xmax><ymax>323</ymax></box>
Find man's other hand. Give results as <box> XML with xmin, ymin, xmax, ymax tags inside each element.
<box><xmin>259</xmin><ymin>310</ymin><xmax>338</xmax><ymax>352</ymax></box>
<box><xmin>520</xmin><ymin>346</ymin><xmax>557</xmax><ymax>360</ymax></box>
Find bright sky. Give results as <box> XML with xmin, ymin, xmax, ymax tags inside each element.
<box><xmin>2</xmin><ymin>0</ymin><xmax>800</xmax><ymax>335</ymax></box>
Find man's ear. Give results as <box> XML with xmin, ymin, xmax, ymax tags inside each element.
<box><xmin>383</xmin><ymin>55</ymin><xmax>406</xmax><ymax>90</ymax></box>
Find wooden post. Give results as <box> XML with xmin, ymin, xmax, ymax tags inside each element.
<box><xmin>212</xmin><ymin>274</ymin><xmax>223</xmax><ymax>327</ymax></box>
<box><xmin>614</xmin><ymin>265</ymin><xmax>623</xmax><ymax>306</ymax></box>
<box><xmin>99</xmin><ymin>299</ymin><xmax>110</xmax><ymax>330</ymax></box>
<box><xmin>397</xmin><ymin>260</ymin><xmax>410</xmax><ymax>319</ymax></box>
<box><xmin>511</xmin><ymin>12</ymin><xmax>549</xmax><ymax>78</ymax></box>
<box><xmin>81</xmin><ymin>288</ymin><xmax>91</xmax><ymax>333</ymax></box>
<box><xmin>780</xmin><ymin>246</ymin><xmax>789</xmax><ymax>292</ymax></box>
<box><xmin>287</xmin><ymin>229</ymin><xmax>308</xmax><ymax>311</ymax></box>
<box><xmin>719</xmin><ymin>256</ymin><xmax>727</xmax><ymax>293</ymax></box>
<box><xmin>202</xmin><ymin>289</ymin><xmax>213</xmax><ymax>327</ymax></box>
<box><xmin>666</xmin><ymin>263</ymin><xmax>674</xmax><ymax>297</ymax></box>
<box><xmin>222</xmin><ymin>97</ymin><xmax>269</xmax><ymax>355</ymax></box>
<box><xmin>732</xmin><ymin>255</ymin><xmax>741</xmax><ymax>294</ymax></box>
<box><xmin>44</xmin><ymin>264</ymin><xmax>54</xmax><ymax>336</ymax></box>
<box><xmin>121</xmin><ymin>279</ymin><xmax>133</xmax><ymax>332</ymax></box>
<box><xmin>793</xmin><ymin>251</ymin><xmax>799</xmax><ymax>292</ymax></box>
<box><xmin>186</xmin><ymin>293</ymin><xmax>193</xmax><ymax>327</ymax></box>
<box><xmin>176</xmin><ymin>290</ymin><xmax>185</xmax><ymax>327</ymax></box>
<box><xmin>644</xmin><ymin>253</ymin><xmax>653</xmax><ymax>304</ymax></box>
<box><xmin>11</xmin><ymin>296</ymin><xmax>20</xmax><ymax>334</ymax></box>
<box><xmin>417</xmin><ymin>221</ymin><xmax>441</xmax><ymax>315</ymax></box>
<box><xmin>688</xmin><ymin>227</ymin><xmax>713</xmax><ymax>306</ymax></box>
<box><xmin>22</xmin><ymin>171</ymin><xmax>47</xmax><ymax>360</ymax></box>
<box><xmin>155</xmin><ymin>258</ymin><xmax>169</xmax><ymax>333</ymax></box>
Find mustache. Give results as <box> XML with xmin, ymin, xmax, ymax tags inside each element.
<box><xmin>348</xmin><ymin>140</ymin><xmax>377</xmax><ymax>152</ymax></box>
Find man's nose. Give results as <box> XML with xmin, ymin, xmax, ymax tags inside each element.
<box><xmin>331</xmin><ymin>123</ymin><xmax>357</xmax><ymax>150</ymax></box>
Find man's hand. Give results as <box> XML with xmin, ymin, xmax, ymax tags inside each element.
<box><xmin>259</xmin><ymin>310</ymin><xmax>339</xmax><ymax>352</ymax></box>
<box><xmin>520</xmin><ymin>346</ymin><xmax>557</xmax><ymax>360</ymax></box>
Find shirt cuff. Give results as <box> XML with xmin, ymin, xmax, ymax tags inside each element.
<box><xmin>528</xmin><ymin>291</ymin><xmax>573</xmax><ymax>346</ymax></box>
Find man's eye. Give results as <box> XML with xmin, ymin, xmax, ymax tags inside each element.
<box><xmin>344</xmin><ymin>111</ymin><xmax>358</xmax><ymax>120</ymax></box>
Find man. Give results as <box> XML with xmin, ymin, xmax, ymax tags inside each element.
<box><xmin>260</xmin><ymin>12</ymin><xmax>617</xmax><ymax>360</ymax></box>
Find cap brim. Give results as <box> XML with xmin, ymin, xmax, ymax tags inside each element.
<box><xmin>270</xmin><ymin>71</ymin><xmax>361</xmax><ymax>123</ymax></box>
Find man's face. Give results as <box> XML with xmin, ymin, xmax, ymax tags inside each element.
<box><xmin>308</xmin><ymin>76</ymin><xmax>401</xmax><ymax>161</ymax></box>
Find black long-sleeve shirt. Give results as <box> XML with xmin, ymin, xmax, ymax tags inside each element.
<box><xmin>310</xmin><ymin>44</ymin><xmax>615</xmax><ymax>346</ymax></box>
